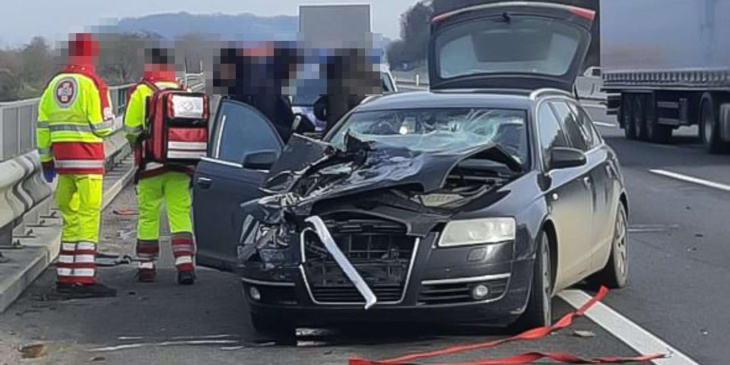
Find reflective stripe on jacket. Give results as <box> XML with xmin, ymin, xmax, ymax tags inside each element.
<box><xmin>37</xmin><ymin>66</ymin><xmax>114</xmax><ymax>174</ymax></box>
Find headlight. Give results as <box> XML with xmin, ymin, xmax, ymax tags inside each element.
<box><xmin>438</xmin><ymin>218</ymin><xmax>516</xmax><ymax>247</ymax></box>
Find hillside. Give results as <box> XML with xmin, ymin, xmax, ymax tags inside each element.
<box><xmin>115</xmin><ymin>12</ymin><xmax>299</xmax><ymax>40</ymax></box>
<box><xmin>115</xmin><ymin>12</ymin><xmax>391</xmax><ymax>47</ymax></box>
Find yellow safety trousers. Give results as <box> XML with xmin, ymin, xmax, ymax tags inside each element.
<box><xmin>137</xmin><ymin>171</ymin><xmax>193</xmax><ymax>240</ymax></box>
<box><xmin>55</xmin><ymin>174</ymin><xmax>103</xmax><ymax>243</ymax></box>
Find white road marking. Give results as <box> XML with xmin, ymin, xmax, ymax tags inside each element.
<box><xmin>88</xmin><ymin>340</ymin><xmax>239</xmax><ymax>352</ymax></box>
<box><xmin>594</xmin><ymin>122</ymin><xmax>617</xmax><ymax>128</ymax></box>
<box><xmin>559</xmin><ymin>290</ymin><xmax>700</xmax><ymax>365</ymax></box>
<box><xmin>650</xmin><ymin>169</ymin><xmax>730</xmax><ymax>192</ymax></box>
<box><xmin>629</xmin><ymin>224</ymin><xmax>679</xmax><ymax>233</ymax></box>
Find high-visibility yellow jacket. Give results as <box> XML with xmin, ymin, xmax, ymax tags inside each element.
<box><xmin>36</xmin><ymin>65</ymin><xmax>115</xmax><ymax>175</ymax></box>
<box><xmin>124</xmin><ymin>79</ymin><xmax>193</xmax><ymax>179</ymax></box>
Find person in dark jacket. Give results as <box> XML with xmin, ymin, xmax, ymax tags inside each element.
<box><xmin>232</xmin><ymin>42</ymin><xmax>297</xmax><ymax>142</ymax></box>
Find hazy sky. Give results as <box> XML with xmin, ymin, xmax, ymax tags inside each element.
<box><xmin>0</xmin><ymin>0</ymin><xmax>418</xmax><ymax>47</ymax></box>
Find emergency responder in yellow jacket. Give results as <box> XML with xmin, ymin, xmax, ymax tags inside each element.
<box><xmin>36</xmin><ymin>33</ymin><xmax>117</xmax><ymax>298</ymax></box>
<box><xmin>123</xmin><ymin>47</ymin><xmax>196</xmax><ymax>285</ymax></box>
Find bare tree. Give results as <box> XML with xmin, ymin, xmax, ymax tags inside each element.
<box><xmin>387</xmin><ymin>0</ymin><xmax>433</xmax><ymax>68</ymax></box>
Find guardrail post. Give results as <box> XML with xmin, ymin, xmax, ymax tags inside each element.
<box><xmin>416</xmin><ymin>74</ymin><xmax>420</xmax><ymax>87</ymax></box>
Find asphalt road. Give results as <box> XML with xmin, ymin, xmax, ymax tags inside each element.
<box><xmin>1</xmin><ymin>103</ymin><xmax>728</xmax><ymax>365</ymax></box>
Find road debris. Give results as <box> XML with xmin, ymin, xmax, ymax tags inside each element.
<box><xmin>220</xmin><ymin>346</ymin><xmax>245</xmax><ymax>351</ymax></box>
<box><xmin>571</xmin><ymin>330</ymin><xmax>596</xmax><ymax>338</ymax></box>
<box><xmin>113</xmin><ymin>208</ymin><xmax>138</xmax><ymax>216</ymax></box>
<box><xmin>89</xmin><ymin>356</ymin><xmax>106</xmax><ymax>362</ymax></box>
<box><xmin>19</xmin><ymin>343</ymin><xmax>47</xmax><ymax>358</ymax></box>
<box><xmin>95</xmin><ymin>253</ymin><xmax>137</xmax><ymax>267</ymax></box>
<box><xmin>117</xmin><ymin>229</ymin><xmax>136</xmax><ymax>241</ymax></box>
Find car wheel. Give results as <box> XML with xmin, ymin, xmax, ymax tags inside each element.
<box><xmin>512</xmin><ymin>232</ymin><xmax>552</xmax><ymax>332</ymax></box>
<box><xmin>622</xmin><ymin>95</ymin><xmax>636</xmax><ymax>140</ymax></box>
<box><xmin>593</xmin><ymin>205</ymin><xmax>629</xmax><ymax>289</ymax></box>
<box><xmin>250</xmin><ymin>312</ymin><xmax>296</xmax><ymax>340</ymax></box>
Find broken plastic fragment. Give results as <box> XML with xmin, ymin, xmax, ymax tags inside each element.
<box><xmin>572</xmin><ymin>330</ymin><xmax>596</xmax><ymax>338</ymax></box>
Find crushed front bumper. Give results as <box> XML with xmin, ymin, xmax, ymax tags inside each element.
<box><xmin>239</xmin><ymin>224</ymin><xmax>534</xmax><ymax>326</ymax></box>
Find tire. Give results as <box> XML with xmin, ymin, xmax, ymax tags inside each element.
<box><xmin>645</xmin><ymin>95</ymin><xmax>672</xmax><ymax>143</ymax></box>
<box><xmin>512</xmin><ymin>232</ymin><xmax>552</xmax><ymax>332</ymax></box>
<box><xmin>592</xmin><ymin>204</ymin><xmax>629</xmax><ymax>289</ymax></box>
<box><xmin>250</xmin><ymin>312</ymin><xmax>296</xmax><ymax>339</ymax></box>
<box><xmin>634</xmin><ymin>95</ymin><xmax>648</xmax><ymax>140</ymax></box>
<box><xmin>622</xmin><ymin>95</ymin><xmax>636</xmax><ymax>140</ymax></box>
<box><xmin>699</xmin><ymin>94</ymin><xmax>728</xmax><ymax>154</ymax></box>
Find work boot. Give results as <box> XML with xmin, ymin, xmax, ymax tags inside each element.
<box><xmin>177</xmin><ymin>270</ymin><xmax>195</xmax><ymax>285</ymax></box>
<box><xmin>137</xmin><ymin>268</ymin><xmax>156</xmax><ymax>283</ymax></box>
<box><xmin>136</xmin><ymin>261</ymin><xmax>156</xmax><ymax>283</ymax></box>
<box><xmin>56</xmin><ymin>283</ymin><xmax>117</xmax><ymax>298</ymax></box>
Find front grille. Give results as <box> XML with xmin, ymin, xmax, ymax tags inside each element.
<box><xmin>418</xmin><ymin>277</ymin><xmax>509</xmax><ymax>305</ymax></box>
<box><xmin>303</xmin><ymin>215</ymin><xmax>416</xmax><ymax>304</ymax></box>
<box><xmin>310</xmin><ymin>285</ymin><xmax>403</xmax><ymax>302</ymax></box>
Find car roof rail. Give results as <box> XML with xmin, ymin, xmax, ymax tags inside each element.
<box><xmin>529</xmin><ymin>88</ymin><xmax>572</xmax><ymax>100</ymax></box>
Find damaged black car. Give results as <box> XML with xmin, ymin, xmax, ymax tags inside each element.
<box><xmin>192</xmin><ymin>1</ymin><xmax>629</xmax><ymax>335</ymax></box>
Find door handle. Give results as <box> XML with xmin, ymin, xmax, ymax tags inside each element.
<box><xmin>197</xmin><ymin>177</ymin><xmax>212</xmax><ymax>189</ymax></box>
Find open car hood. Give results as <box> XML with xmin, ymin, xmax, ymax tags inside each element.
<box><xmin>428</xmin><ymin>1</ymin><xmax>594</xmax><ymax>92</ymax></box>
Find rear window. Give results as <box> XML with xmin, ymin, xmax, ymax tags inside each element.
<box><xmin>435</xmin><ymin>16</ymin><xmax>584</xmax><ymax>79</ymax></box>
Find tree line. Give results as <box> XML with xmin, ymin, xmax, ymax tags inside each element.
<box><xmin>0</xmin><ymin>33</ymin><xmax>205</xmax><ymax>102</ymax></box>
<box><xmin>386</xmin><ymin>0</ymin><xmax>433</xmax><ymax>71</ymax></box>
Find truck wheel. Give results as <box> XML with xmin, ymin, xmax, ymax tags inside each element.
<box><xmin>699</xmin><ymin>94</ymin><xmax>727</xmax><ymax>154</ymax></box>
<box><xmin>645</xmin><ymin>96</ymin><xmax>672</xmax><ymax>143</ymax></box>
<box><xmin>634</xmin><ymin>95</ymin><xmax>648</xmax><ymax>140</ymax></box>
<box><xmin>622</xmin><ymin>95</ymin><xmax>636</xmax><ymax>140</ymax></box>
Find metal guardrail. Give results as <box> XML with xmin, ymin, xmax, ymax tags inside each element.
<box><xmin>0</xmin><ymin>73</ymin><xmax>205</xmax><ymax>248</ymax></box>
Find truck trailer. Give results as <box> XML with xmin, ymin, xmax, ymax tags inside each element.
<box><xmin>601</xmin><ymin>0</ymin><xmax>730</xmax><ymax>153</ymax></box>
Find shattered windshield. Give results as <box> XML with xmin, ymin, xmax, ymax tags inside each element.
<box><xmin>329</xmin><ymin>108</ymin><xmax>529</xmax><ymax>167</ymax></box>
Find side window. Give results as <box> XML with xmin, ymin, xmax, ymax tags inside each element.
<box><xmin>537</xmin><ymin>103</ymin><xmax>570</xmax><ymax>168</ymax></box>
<box><xmin>550</xmin><ymin>101</ymin><xmax>591</xmax><ymax>151</ymax></box>
<box><xmin>568</xmin><ymin>102</ymin><xmax>603</xmax><ymax>147</ymax></box>
<box><xmin>212</xmin><ymin>101</ymin><xmax>282</xmax><ymax>164</ymax></box>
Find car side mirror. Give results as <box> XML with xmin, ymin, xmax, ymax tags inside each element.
<box><xmin>313</xmin><ymin>95</ymin><xmax>327</xmax><ymax>122</ymax></box>
<box><xmin>549</xmin><ymin>147</ymin><xmax>586</xmax><ymax>170</ymax></box>
<box><xmin>242</xmin><ymin>150</ymin><xmax>278</xmax><ymax>170</ymax></box>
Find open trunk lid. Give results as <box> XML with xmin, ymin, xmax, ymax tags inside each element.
<box><xmin>428</xmin><ymin>1</ymin><xmax>594</xmax><ymax>92</ymax></box>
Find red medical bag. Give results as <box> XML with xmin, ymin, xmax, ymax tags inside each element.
<box><xmin>143</xmin><ymin>82</ymin><xmax>209</xmax><ymax>165</ymax></box>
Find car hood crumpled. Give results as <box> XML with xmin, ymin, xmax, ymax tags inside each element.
<box><xmin>240</xmin><ymin>133</ymin><xmax>514</xmax><ymax>231</ymax></box>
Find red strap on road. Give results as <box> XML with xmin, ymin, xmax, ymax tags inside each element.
<box><xmin>351</xmin><ymin>351</ymin><xmax>666</xmax><ymax>365</ymax></box>
<box><xmin>349</xmin><ymin>286</ymin><xmax>667</xmax><ymax>365</ymax></box>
